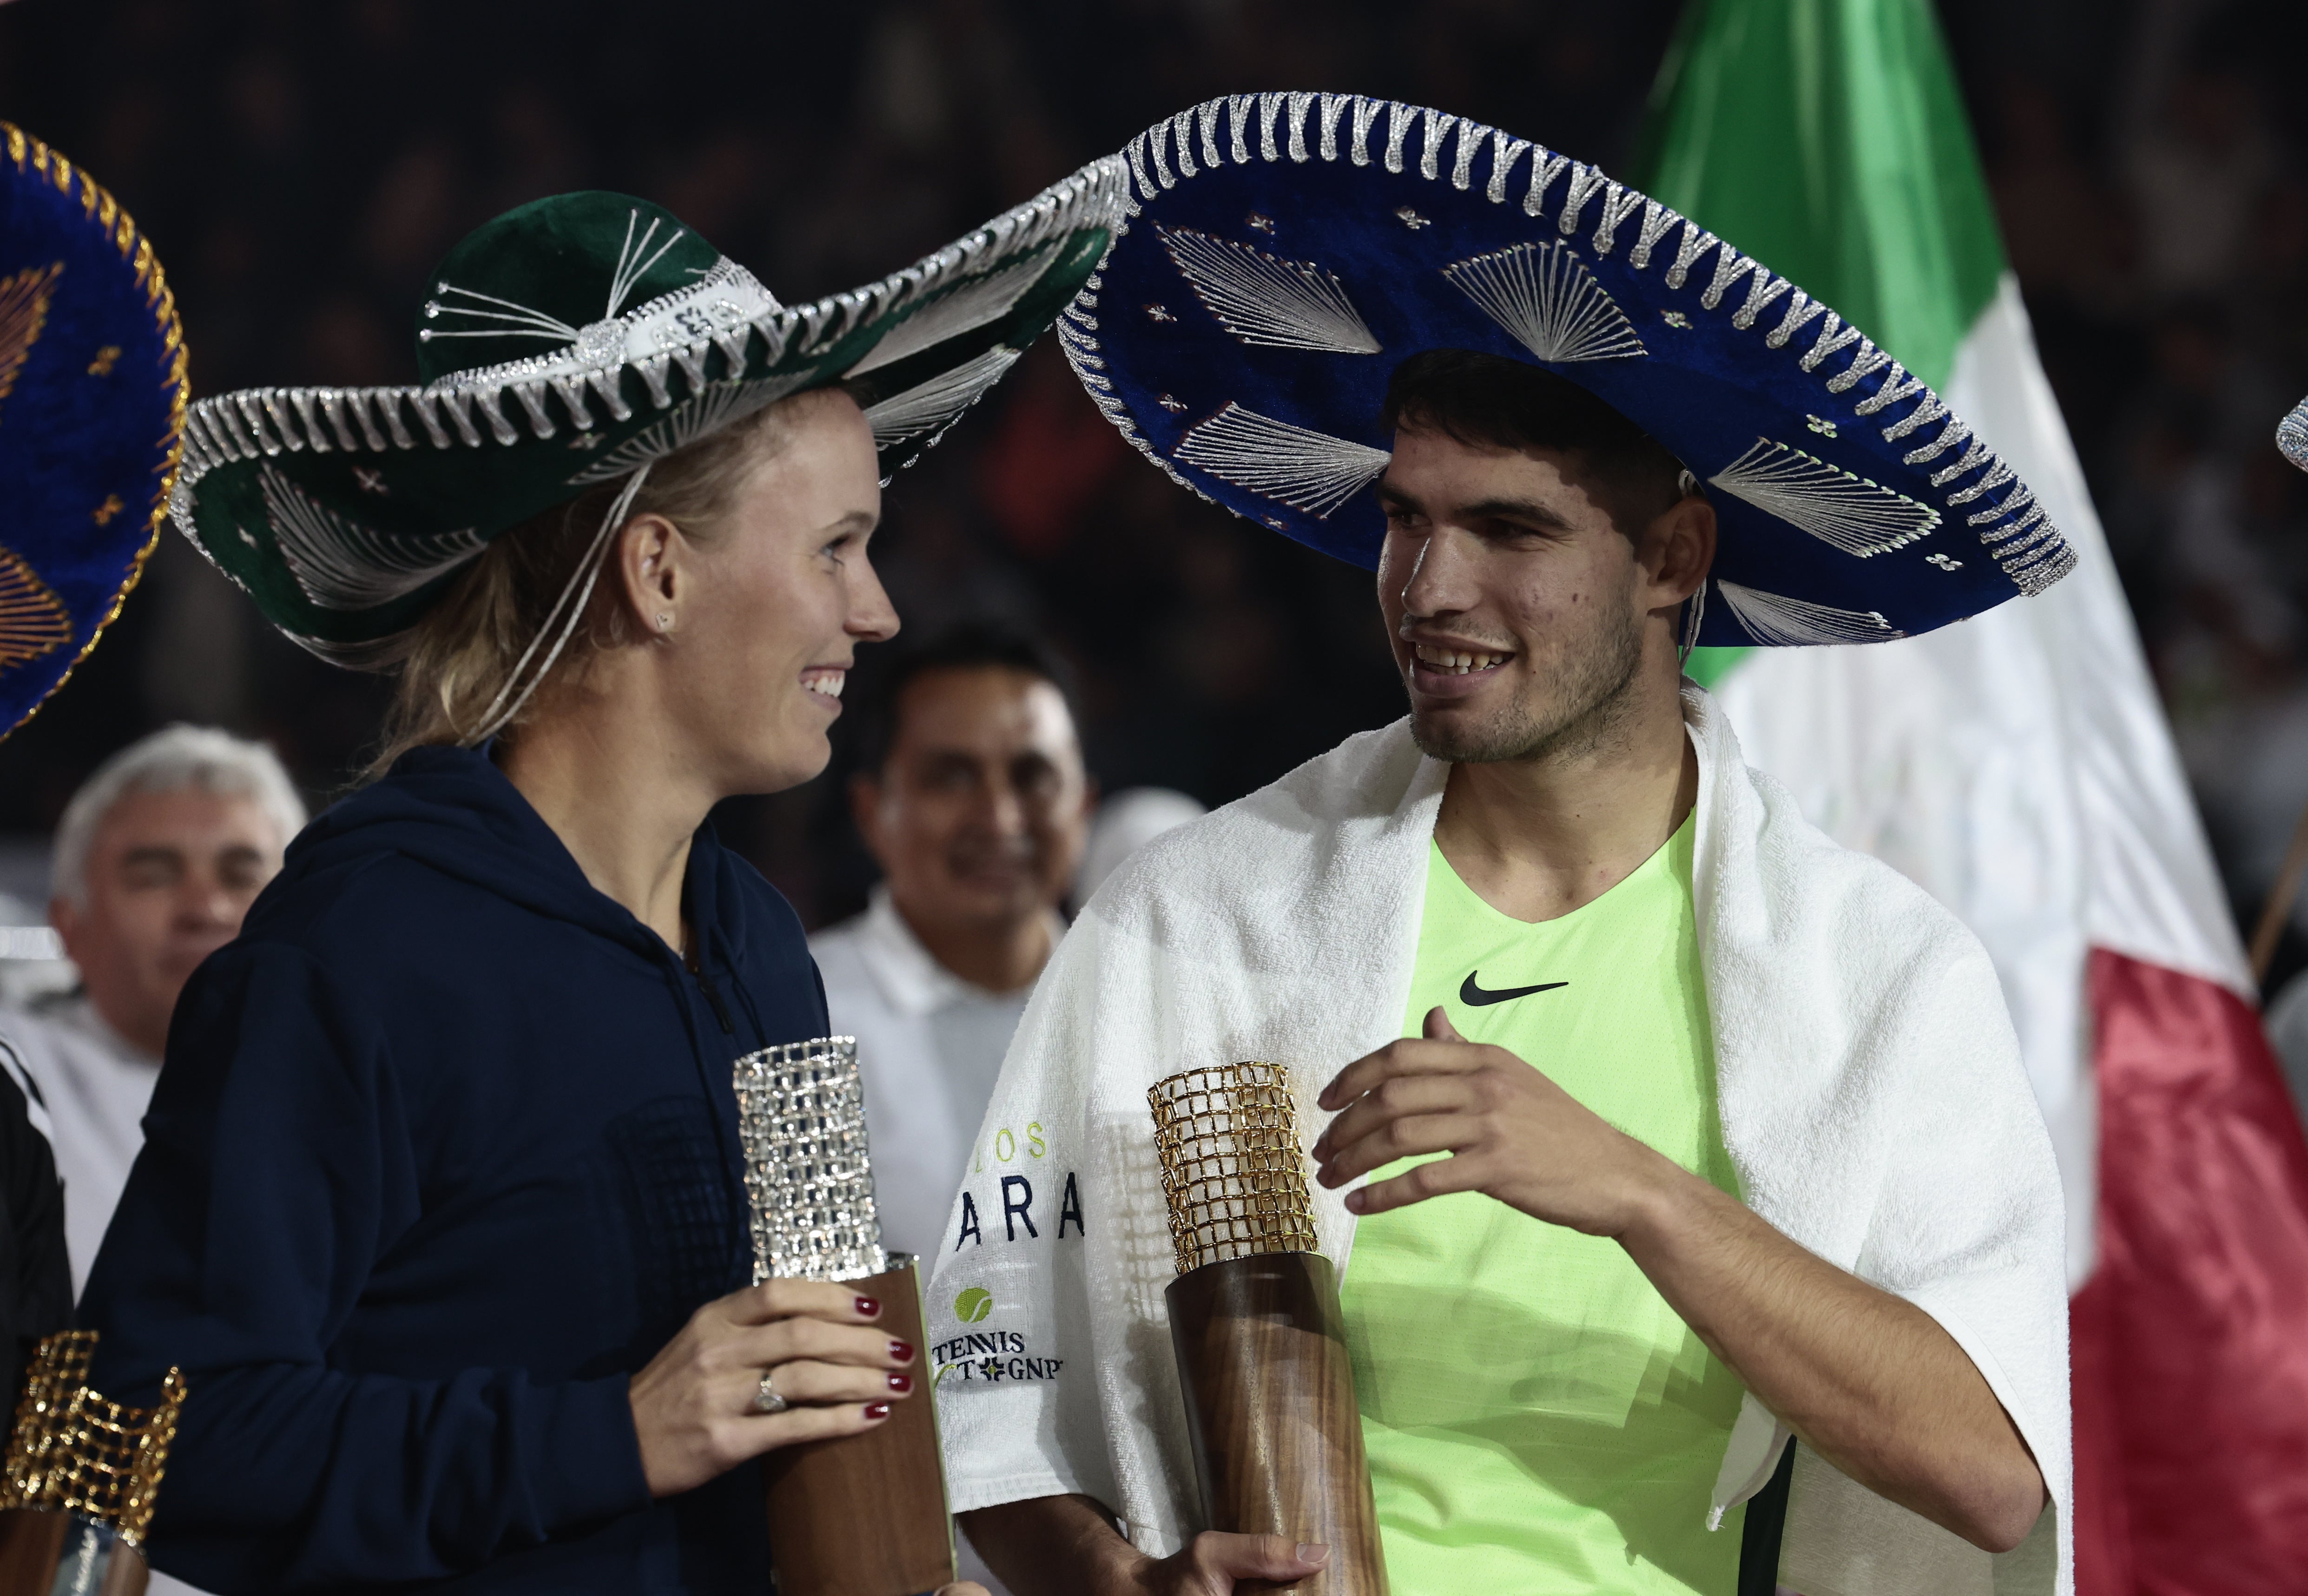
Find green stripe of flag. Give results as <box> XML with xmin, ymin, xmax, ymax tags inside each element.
<box><xmin>1633</xmin><ymin>0</ymin><xmax>2011</xmax><ymax>684</ymax></box>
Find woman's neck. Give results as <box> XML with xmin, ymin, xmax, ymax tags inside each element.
<box><xmin>498</xmin><ymin>701</ymin><xmax>714</xmax><ymax>953</ymax></box>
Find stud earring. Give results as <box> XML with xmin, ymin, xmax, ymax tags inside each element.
<box><xmin>656</xmin><ymin>613</ymin><xmax>673</xmax><ymax>631</ymax></box>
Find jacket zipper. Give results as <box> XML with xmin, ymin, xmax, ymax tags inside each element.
<box><xmin>692</xmin><ymin>959</ymin><xmax>736</xmax><ymax>1036</ymax></box>
<box><xmin>679</xmin><ymin>924</ymin><xmax>757</xmax><ymax>1286</ymax></box>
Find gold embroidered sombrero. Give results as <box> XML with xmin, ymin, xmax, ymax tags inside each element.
<box><xmin>0</xmin><ymin>123</ymin><xmax>186</xmax><ymax>741</ymax></box>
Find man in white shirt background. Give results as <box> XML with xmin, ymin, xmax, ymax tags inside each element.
<box><xmin>813</xmin><ymin>625</ymin><xmax>1088</xmax><ymax>1596</ymax></box>
<box><xmin>812</xmin><ymin>624</ymin><xmax>1203</xmax><ymax>1596</ymax></box>
<box><xmin>813</xmin><ymin>625</ymin><xmax>1096</xmax><ymax>1271</ymax></box>
<box><xmin>0</xmin><ymin>726</ymin><xmax>304</xmax><ymax>1299</ymax></box>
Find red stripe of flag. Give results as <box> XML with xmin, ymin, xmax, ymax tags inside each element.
<box><xmin>2074</xmin><ymin>950</ymin><xmax>2308</xmax><ymax>1591</ymax></box>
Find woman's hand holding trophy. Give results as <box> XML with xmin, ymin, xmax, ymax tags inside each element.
<box><xmin>626</xmin><ymin>1279</ymin><xmax>918</xmax><ymax>1498</ymax></box>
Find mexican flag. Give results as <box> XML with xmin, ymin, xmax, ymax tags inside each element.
<box><xmin>1638</xmin><ymin>0</ymin><xmax>2308</xmax><ymax>1587</ymax></box>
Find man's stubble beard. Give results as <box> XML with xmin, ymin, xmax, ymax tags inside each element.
<box><xmin>1405</xmin><ymin>568</ymin><xmax>1647</xmax><ymax>766</ymax></box>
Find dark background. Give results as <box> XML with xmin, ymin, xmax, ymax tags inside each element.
<box><xmin>2</xmin><ymin>0</ymin><xmax>2304</xmax><ymax>946</ymax></box>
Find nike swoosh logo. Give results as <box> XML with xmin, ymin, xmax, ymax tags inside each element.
<box><xmin>1459</xmin><ymin>971</ymin><xmax>1569</xmax><ymax>1006</ymax></box>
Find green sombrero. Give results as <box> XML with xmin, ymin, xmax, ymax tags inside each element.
<box><xmin>167</xmin><ymin>162</ymin><xmax>1128</xmax><ymax>666</ymax></box>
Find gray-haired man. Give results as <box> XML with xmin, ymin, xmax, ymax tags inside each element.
<box><xmin>0</xmin><ymin>726</ymin><xmax>305</xmax><ymax>1297</ymax></box>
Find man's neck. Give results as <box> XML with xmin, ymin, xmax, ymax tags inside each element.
<box><xmin>500</xmin><ymin>690</ymin><xmax>714</xmax><ymax>953</ymax></box>
<box><xmin>1432</xmin><ymin>677</ymin><xmax>1698</xmax><ymax>925</ymax></box>
<box><xmin>78</xmin><ymin>991</ymin><xmax>166</xmax><ymax>1065</ymax></box>
<box><xmin>891</xmin><ymin>894</ymin><xmax>1055</xmax><ymax>996</ymax></box>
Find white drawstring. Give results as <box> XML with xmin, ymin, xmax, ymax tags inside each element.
<box><xmin>462</xmin><ymin>462</ymin><xmax>655</xmax><ymax>746</ymax></box>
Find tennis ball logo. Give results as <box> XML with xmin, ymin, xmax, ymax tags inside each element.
<box><xmin>954</xmin><ymin>1287</ymin><xmax>994</xmax><ymax>1323</ymax></box>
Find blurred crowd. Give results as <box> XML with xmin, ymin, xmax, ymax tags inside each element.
<box><xmin>1970</xmin><ymin>0</ymin><xmax>2308</xmax><ymax>973</ymax></box>
<box><xmin>0</xmin><ymin>0</ymin><xmax>2304</xmax><ymax>952</ymax></box>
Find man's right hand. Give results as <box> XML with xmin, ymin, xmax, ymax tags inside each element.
<box><xmin>959</xmin><ymin>1497</ymin><xmax>1328</xmax><ymax>1596</ymax></box>
<box><xmin>1131</xmin><ymin>1532</ymin><xmax>1331</xmax><ymax>1594</ymax></box>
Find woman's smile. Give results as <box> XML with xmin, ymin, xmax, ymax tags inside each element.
<box><xmin>800</xmin><ymin>665</ymin><xmax>849</xmax><ymax>711</ymax></box>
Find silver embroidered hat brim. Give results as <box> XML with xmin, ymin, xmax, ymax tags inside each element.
<box><xmin>168</xmin><ymin>160</ymin><xmax>1128</xmax><ymax>666</ymax></box>
<box><xmin>1060</xmin><ymin>93</ymin><xmax>2076</xmax><ymax>647</ymax></box>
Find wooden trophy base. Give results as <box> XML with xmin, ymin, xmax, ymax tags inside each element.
<box><xmin>761</xmin><ymin>1255</ymin><xmax>954</xmax><ymax>1596</ymax></box>
<box><xmin>0</xmin><ymin>1509</ymin><xmax>148</xmax><ymax>1596</ymax></box>
<box><xmin>1167</xmin><ymin>1251</ymin><xmax>1387</xmax><ymax>1595</ymax></box>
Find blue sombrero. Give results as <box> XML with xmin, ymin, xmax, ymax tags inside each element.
<box><xmin>0</xmin><ymin>124</ymin><xmax>184</xmax><ymax>739</ymax></box>
<box><xmin>1059</xmin><ymin>94</ymin><xmax>2075</xmax><ymax>647</ymax></box>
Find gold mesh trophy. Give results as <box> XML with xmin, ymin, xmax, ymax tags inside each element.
<box><xmin>0</xmin><ymin>1332</ymin><xmax>185</xmax><ymax>1596</ymax></box>
<box><xmin>734</xmin><ymin>1037</ymin><xmax>953</xmax><ymax>1596</ymax></box>
<box><xmin>1150</xmin><ymin>1065</ymin><xmax>1387</xmax><ymax>1594</ymax></box>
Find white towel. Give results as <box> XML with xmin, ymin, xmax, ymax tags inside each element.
<box><xmin>926</xmin><ymin>684</ymin><xmax>2071</xmax><ymax>1594</ymax></box>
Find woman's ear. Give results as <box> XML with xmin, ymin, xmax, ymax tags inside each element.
<box><xmin>613</xmin><ymin>512</ymin><xmax>684</xmax><ymax>636</ymax></box>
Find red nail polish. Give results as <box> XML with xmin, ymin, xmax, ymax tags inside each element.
<box><xmin>864</xmin><ymin>1402</ymin><xmax>891</xmax><ymax>1420</ymax></box>
<box><xmin>889</xmin><ymin>1340</ymin><xmax>916</xmax><ymax>1363</ymax></box>
<box><xmin>888</xmin><ymin>1373</ymin><xmax>912</xmax><ymax>1393</ymax></box>
<box><xmin>854</xmin><ymin>1295</ymin><xmax>881</xmax><ymax>1318</ymax></box>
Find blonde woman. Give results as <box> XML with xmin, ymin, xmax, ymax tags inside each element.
<box><xmin>80</xmin><ymin>171</ymin><xmax>1120</xmax><ymax>1595</ymax></box>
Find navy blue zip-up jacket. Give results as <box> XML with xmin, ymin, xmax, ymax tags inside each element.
<box><xmin>80</xmin><ymin>746</ymin><xmax>827</xmax><ymax>1594</ymax></box>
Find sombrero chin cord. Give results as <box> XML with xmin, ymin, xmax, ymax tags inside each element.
<box><xmin>463</xmin><ymin>462</ymin><xmax>653</xmax><ymax>746</ymax></box>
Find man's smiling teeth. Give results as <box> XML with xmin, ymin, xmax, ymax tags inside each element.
<box><xmin>1412</xmin><ymin>643</ymin><xmax>1512</xmax><ymax>674</ymax></box>
<box><xmin>801</xmin><ymin>668</ymin><xmax>846</xmax><ymax>698</ymax></box>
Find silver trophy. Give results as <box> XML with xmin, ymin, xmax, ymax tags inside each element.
<box><xmin>734</xmin><ymin>1037</ymin><xmax>887</xmax><ymax>1284</ymax></box>
<box><xmin>731</xmin><ymin>1037</ymin><xmax>951</xmax><ymax>1595</ymax></box>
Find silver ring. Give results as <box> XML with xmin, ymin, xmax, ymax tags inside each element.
<box><xmin>752</xmin><ymin>1371</ymin><xmax>788</xmax><ymax>1415</ymax></box>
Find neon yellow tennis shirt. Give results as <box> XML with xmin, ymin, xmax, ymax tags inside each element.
<box><xmin>1339</xmin><ymin>817</ymin><xmax>1747</xmax><ymax>1594</ymax></box>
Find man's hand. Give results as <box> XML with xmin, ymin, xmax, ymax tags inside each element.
<box><xmin>1118</xmin><ymin>1534</ymin><xmax>1329</xmax><ymax>1595</ymax></box>
<box><xmin>1312</xmin><ymin>1005</ymin><xmax>2048</xmax><ymax>1552</ymax></box>
<box><xmin>959</xmin><ymin>1497</ymin><xmax>1327</xmax><ymax>1596</ymax></box>
<box><xmin>1312</xmin><ymin>1005</ymin><xmax>1676</xmax><ymax>1231</ymax></box>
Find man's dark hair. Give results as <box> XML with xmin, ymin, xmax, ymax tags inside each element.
<box><xmin>1380</xmin><ymin>349</ymin><xmax>1690</xmax><ymax>537</ymax></box>
<box><xmin>852</xmin><ymin>620</ymin><xmax>1081</xmax><ymax>776</ymax></box>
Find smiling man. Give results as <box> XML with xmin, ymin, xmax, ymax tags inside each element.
<box><xmin>812</xmin><ymin>624</ymin><xmax>1093</xmax><ymax>1596</ymax></box>
<box><xmin>928</xmin><ymin>99</ymin><xmax>2084</xmax><ymax>1596</ymax></box>
<box><xmin>938</xmin><ymin>344</ymin><xmax>2069</xmax><ymax>1595</ymax></box>
<box><xmin>921</xmin><ymin>96</ymin><xmax>2079</xmax><ymax>1596</ymax></box>
<box><xmin>815</xmin><ymin>623</ymin><xmax>1094</xmax><ymax>1268</ymax></box>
